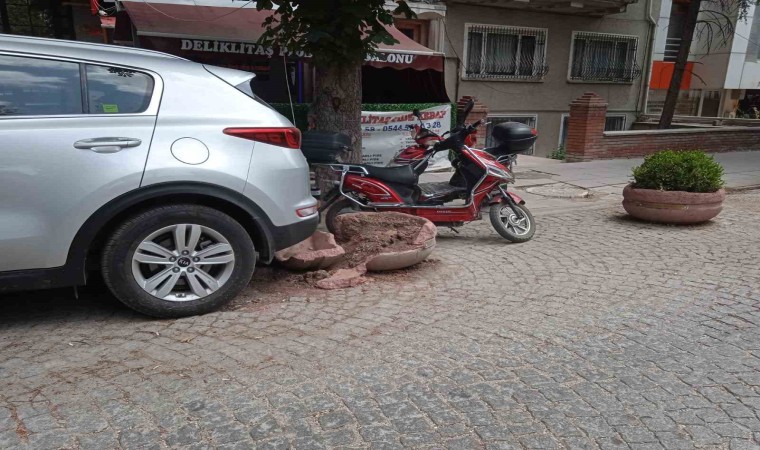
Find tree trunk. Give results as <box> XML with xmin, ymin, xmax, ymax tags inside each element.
<box><xmin>0</xmin><ymin>0</ymin><xmax>10</xmax><ymax>34</ymax></box>
<box><xmin>309</xmin><ymin>60</ymin><xmax>362</xmax><ymax>199</ymax></box>
<box><xmin>311</xmin><ymin>60</ymin><xmax>363</xmax><ymax>163</ymax></box>
<box><xmin>658</xmin><ymin>0</ymin><xmax>701</xmax><ymax>129</ymax></box>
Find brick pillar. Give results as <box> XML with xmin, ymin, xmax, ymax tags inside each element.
<box><xmin>457</xmin><ymin>96</ymin><xmax>489</xmax><ymax>146</ymax></box>
<box><xmin>566</xmin><ymin>92</ymin><xmax>608</xmax><ymax>162</ymax></box>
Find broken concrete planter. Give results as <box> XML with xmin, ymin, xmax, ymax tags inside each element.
<box><xmin>274</xmin><ymin>231</ymin><xmax>345</xmax><ymax>270</ymax></box>
<box><xmin>365</xmin><ymin>238</ymin><xmax>436</xmax><ymax>271</ymax></box>
<box><xmin>622</xmin><ymin>184</ymin><xmax>725</xmax><ymax>224</ymax></box>
<box><xmin>277</xmin><ymin>213</ymin><xmax>437</xmax><ymax>289</ymax></box>
<box><xmin>365</xmin><ymin>220</ymin><xmax>437</xmax><ymax>271</ymax></box>
<box><xmin>315</xmin><ymin>266</ymin><xmax>368</xmax><ymax>290</ymax></box>
<box><xmin>335</xmin><ymin>213</ymin><xmax>438</xmax><ymax>272</ymax></box>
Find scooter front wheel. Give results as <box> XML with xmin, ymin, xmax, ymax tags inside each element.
<box><xmin>325</xmin><ymin>198</ymin><xmax>363</xmax><ymax>235</ymax></box>
<box><xmin>489</xmin><ymin>200</ymin><xmax>536</xmax><ymax>243</ymax></box>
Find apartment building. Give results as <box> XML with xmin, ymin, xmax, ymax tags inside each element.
<box><xmin>437</xmin><ymin>0</ymin><xmax>658</xmax><ymax>156</ymax></box>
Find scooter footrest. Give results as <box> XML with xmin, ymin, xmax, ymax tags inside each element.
<box><xmin>419</xmin><ymin>182</ymin><xmax>467</xmax><ymax>198</ymax></box>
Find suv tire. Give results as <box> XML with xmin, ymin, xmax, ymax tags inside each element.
<box><xmin>102</xmin><ymin>204</ymin><xmax>256</xmax><ymax>318</ymax></box>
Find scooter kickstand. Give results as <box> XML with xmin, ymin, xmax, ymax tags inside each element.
<box><xmin>449</xmin><ymin>227</ymin><xmax>460</xmax><ymax>234</ymax></box>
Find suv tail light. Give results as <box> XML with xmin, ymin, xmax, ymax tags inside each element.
<box><xmin>296</xmin><ymin>204</ymin><xmax>318</xmax><ymax>217</ymax></box>
<box><xmin>223</xmin><ymin>127</ymin><xmax>301</xmax><ymax>149</ymax></box>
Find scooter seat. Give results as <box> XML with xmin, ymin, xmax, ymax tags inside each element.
<box><xmin>358</xmin><ymin>164</ymin><xmax>418</xmax><ymax>186</ymax></box>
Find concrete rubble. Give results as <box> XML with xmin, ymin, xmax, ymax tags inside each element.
<box><xmin>274</xmin><ymin>212</ymin><xmax>437</xmax><ymax>289</ymax></box>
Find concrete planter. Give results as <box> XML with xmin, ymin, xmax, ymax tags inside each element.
<box><xmin>622</xmin><ymin>184</ymin><xmax>725</xmax><ymax>224</ymax></box>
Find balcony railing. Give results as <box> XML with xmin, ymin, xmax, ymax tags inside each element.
<box><xmin>446</xmin><ymin>0</ymin><xmax>640</xmax><ymax>16</ymax></box>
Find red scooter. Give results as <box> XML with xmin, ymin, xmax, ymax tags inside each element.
<box><xmin>318</xmin><ymin>108</ymin><xmax>537</xmax><ymax>242</ymax></box>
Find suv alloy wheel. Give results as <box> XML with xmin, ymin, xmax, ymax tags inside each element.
<box><xmin>101</xmin><ymin>205</ymin><xmax>256</xmax><ymax>318</ymax></box>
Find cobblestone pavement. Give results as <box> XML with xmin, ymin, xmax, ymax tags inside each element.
<box><xmin>2</xmin><ymin>193</ymin><xmax>760</xmax><ymax>450</ymax></box>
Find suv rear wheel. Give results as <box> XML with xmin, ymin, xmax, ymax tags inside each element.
<box><xmin>102</xmin><ymin>205</ymin><xmax>256</xmax><ymax>318</ymax></box>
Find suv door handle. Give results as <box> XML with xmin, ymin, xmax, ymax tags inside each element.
<box><xmin>74</xmin><ymin>137</ymin><xmax>142</xmax><ymax>154</ymax></box>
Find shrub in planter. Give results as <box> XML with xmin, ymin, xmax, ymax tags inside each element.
<box><xmin>623</xmin><ymin>150</ymin><xmax>726</xmax><ymax>224</ymax></box>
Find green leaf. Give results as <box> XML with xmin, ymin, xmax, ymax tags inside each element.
<box><xmin>255</xmin><ymin>0</ymin><xmax>414</xmax><ymax>68</ymax></box>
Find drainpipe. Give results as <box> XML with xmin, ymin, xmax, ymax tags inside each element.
<box><xmin>637</xmin><ymin>0</ymin><xmax>657</xmax><ymax>117</ymax></box>
<box><xmin>453</xmin><ymin>56</ymin><xmax>461</xmax><ymax>103</ymax></box>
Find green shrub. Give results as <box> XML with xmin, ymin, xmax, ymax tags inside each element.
<box><xmin>632</xmin><ymin>150</ymin><xmax>724</xmax><ymax>193</ymax></box>
<box><xmin>549</xmin><ymin>145</ymin><xmax>566</xmax><ymax>160</ymax></box>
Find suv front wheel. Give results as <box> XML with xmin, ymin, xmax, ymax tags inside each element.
<box><xmin>102</xmin><ymin>204</ymin><xmax>256</xmax><ymax>318</ymax></box>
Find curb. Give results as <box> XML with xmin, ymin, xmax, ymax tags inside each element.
<box><xmin>725</xmin><ymin>184</ymin><xmax>760</xmax><ymax>193</ymax></box>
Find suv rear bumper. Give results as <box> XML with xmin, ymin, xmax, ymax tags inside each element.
<box><xmin>271</xmin><ymin>215</ymin><xmax>319</xmax><ymax>251</ymax></box>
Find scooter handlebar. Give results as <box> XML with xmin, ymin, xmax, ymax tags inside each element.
<box><xmin>433</xmin><ymin>119</ymin><xmax>484</xmax><ymax>153</ymax></box>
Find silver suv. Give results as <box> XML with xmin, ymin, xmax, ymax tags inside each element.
<box><xmin>0</xmin><ymin>35</ymin><xmax>318</xmax><ymax>317</ymax></box>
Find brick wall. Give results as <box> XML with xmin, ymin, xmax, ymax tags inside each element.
<box><xmin>566</xmin><ymin>93</ymin><xmax>760</xmax><ymax>162</ymax></box>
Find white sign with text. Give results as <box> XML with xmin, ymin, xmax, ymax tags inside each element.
<box><xmin>360</xmin><ymin>105</ymin><xmax>452</xmax><ymax>171</ymax></box>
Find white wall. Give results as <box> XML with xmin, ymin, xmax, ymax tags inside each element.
<box><xmin>740</xmin><ymin>61</ymin><xmax>760</xmax><ymax>89</ymax></box>
<box><xmin>653</xmin><ymin>0</ymin><xmax>672</xmax><ymax>60</ymax></box>
<box><xmin>725</xmin><ymin>4</ymin><xmax>755</xmax><ymax>88</ymax></box>
<box><xmin>739</xmin><ymin>4</ymin><xmax>760</xmax><ymax>89</ymax></box>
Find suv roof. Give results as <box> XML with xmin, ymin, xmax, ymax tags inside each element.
<box><xmin>0</xmin><ymin>34</ymin><xmax>187</xmax><ymax>68</ymax></box>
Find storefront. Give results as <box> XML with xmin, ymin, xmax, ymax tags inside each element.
<box><xmin>116</xmin><ymin>1</ymin><xmax>448</xmax><ymax>104</ymax></box>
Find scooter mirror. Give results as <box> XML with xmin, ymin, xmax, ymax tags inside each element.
<box><xmin>412</xmin><ymin>109</ymin><xmax>421</xmax><ymax>118</ymax></box>
<box><xmin>458</xmin><ymin>99</ymin><xmax>475</xmax><ymax>127</ymax></box>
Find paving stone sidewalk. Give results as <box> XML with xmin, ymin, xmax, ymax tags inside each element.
<box><xmin>1</xmin><ymin>193</ymin><xmax>759</xmax><ymax>449</ymax></box>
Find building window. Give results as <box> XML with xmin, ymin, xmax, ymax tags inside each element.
<box><xmin>569</xmin><ymin>32</ymin><xmax>641</xmax><ymax>83</ymax></box>
<box><xmin>604</xmin><ymin>114</ymin><xmax>627</xmax><ymax>131</ymax></box>
<box><xmin>465</xmin><ymin>24</ymin><xmax>548</xmax><ymax>81</ymax></box>
<box><xmin>486</xmin><ymin>115</ymin><xmax>537</xmax><ymax>154</ymax></box>
<box><xmin>0</xmin><ymin>0</ymin><xmax>75</xmax><ymax>39</ymax></box>
<box><xmin>395</xmin><ymin>18</ymin><xmax>429</xmax><ymax>47</ymax></box>
<box><xmin>559</xmin><ymin>113</ymin><xmax>627</xmax><ymax>148</ymax></box>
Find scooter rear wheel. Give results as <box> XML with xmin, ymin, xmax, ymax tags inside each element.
<box><xmin>325</xmin><ymin>198</ymin><xmax>363</xmax><ymax>235</ymax></box>
<box><xmin>489</xmin><ymin>200</ymin><xmax>536</xmax><ymax>243</ymax></box>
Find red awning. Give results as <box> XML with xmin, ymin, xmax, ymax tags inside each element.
<box><xmin>120</xmin><ymin>1</ymin><xmax>443</xmax><ymax>72</ymax></box>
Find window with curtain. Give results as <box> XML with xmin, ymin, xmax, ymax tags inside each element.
<box><xmin>570</xmin><ymin>32</ymin><xmax>641</xmax><ymax>82</ymax></box>
<box><xmin>465</xmin><ymin>25</ymin><xmax>548</xmax><ymax>81</ymax></box>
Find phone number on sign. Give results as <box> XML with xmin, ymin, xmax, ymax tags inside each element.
<box><xmin>363</xmin><ymin>122</ymin><xmax>442</xmax><ymax>132</ymax></box>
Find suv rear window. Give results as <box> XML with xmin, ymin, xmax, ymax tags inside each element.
<box><xmin>235</xmin><ymin>79</ymin><xmax>272</xmax><ymax>109</ymax></box>
<box><xmin>0</xmin><ymin>54</ymin><xmax>83</xmax><ymax>116</ymax></box>
<box><xmin>86</xmin><ymin>65</ymin><xmax>154</xmax><ymax>114</ymax></box>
